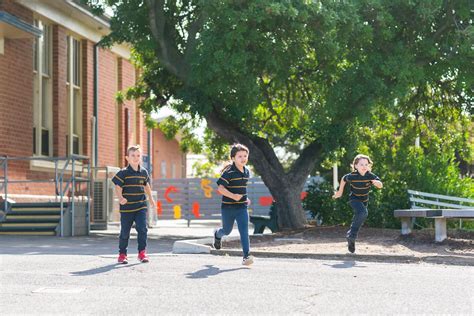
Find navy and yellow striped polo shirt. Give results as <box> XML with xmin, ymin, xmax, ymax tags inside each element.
<box><xmin>112</xmin><ymin>165</ymin><xmax>150</xmax><ymax>212</ymax></box>
<box><xmin>342</xmin><ymin>171</ymin><xmax>381</xmax><ymax>204</ymax></box>
<box><xmin>216</xmin><ymin>163</ymin><xmax>250</xmax><ymax>208</ymax></box>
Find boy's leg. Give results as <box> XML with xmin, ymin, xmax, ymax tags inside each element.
<box><xmin>235</xmin><ymin>206</ymin><xmax>250</xmax><ymax>257</ymax></box>
<box><xmin>119</xmin><ymin>212</ymin><xmax>134</xmax><ymax>254</ymax></box>
<box><xmin>134</xmin><ymin>209</ymin><xmax>148</xmax><ymax>252</ymax></box>
<box><xmin>346</xmin><ymin>200</ymin><xmax>368</xmax><ymax>242</ymax></box>
<box><xmin>215</xmin><ymin>208</ymin><xmax>237</xmax><ymax>239</ymax></box>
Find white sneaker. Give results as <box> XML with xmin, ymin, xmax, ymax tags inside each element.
<box><xmin>242</xmin><ymin>255</ymin><xmax>254</xmax><ymax>266</ymax></box>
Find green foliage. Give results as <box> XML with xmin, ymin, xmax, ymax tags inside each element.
<box><xmin>303</xmin><ymin>181</ymin><xmax>353</xmax><ymax>226</ymax></box>
<box><xmin>191</xmin><ymin>161</ymin><xmax>220</xmax><ymax>178</ymax></box>
<box><xmin>85</xmin><ymin>0</ymin><xmax>473</xmax><ymax>228</ymax></box>
<box><xmin>304</xmin><ymin>104</ymin><xmax>474</xmax><ymax>229</ymax></box>
<box><xmin>84</xmin><ymin>0</ymin><xmax>473</xmax><ymax>169</ymax></box>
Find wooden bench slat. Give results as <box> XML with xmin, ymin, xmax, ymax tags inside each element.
<box><xmin>394</xmin><ymin>209</ymin><xmax>442</xmax><ymax>217</ymax></box>
<box><xmin>395</xmin><ymin>190</ymin><xmax>473</xmax><ymax>242</ymax></box>
<box><xmin>440</xmin><ymin>209</ymin><xmax>474</xmax><ymax>218</ymax></box>
<box><xmin>407</xmin><ymin>190</ymin><xmax>474</xmax><ymax>204</ymax></box>
<box><xmin>409</xmin><ymin>197</ymin><xmax>473</xmax><ymax>209</ymax></box>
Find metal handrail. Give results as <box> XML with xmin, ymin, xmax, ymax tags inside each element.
<box><xmin>0</xmin><ymin>155</ymin><xmax>91</xmax><ymax>236</ymax></box>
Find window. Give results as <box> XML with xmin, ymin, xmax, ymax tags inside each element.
<box><xmin>66</xmin><ymin>36</ymin><xmax>82</xmax><ymax>155</ymax></box>
<box><xmin>33</xmin><ymin>20</ymin><xmax>52</xmax><ymax>156</ymax></box>
<box><xmin>161</xmin><ymin>161</ymin><xmax>167</xmax><ymax>178</ymax></box>
<box><xmin>171</xmin><ymin>163</ymin><xmax>176</xmax><ymax>178</ymax></box>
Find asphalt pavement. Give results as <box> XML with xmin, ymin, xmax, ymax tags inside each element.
<box><xmin>0</xmin><ymin>220</ymin><xmax>473</xmax><ymax>315</ymax></box>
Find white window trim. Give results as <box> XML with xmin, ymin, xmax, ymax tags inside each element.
<box><xmin>30</xmin><ymin>159</ymin><xmax>83</xmax><ymax>172</ymax></box>
<box><xmin>66</xmin><ymin>35</ymin><xmax>83</xmax><ymax>156</ymax></box>
<box><xmin>33</xmin><ymin>19</ymin><xmax>53</xmax><ymax>158</ymax></box>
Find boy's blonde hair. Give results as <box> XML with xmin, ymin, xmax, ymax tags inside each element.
<box><xmin>351</xmin><ymin>154</ymin><xmax>373</xmax><ymax>171</ymax></box>
<box><xmin>126</xmin><ymin>144</ymin><xmax>141</xmax><ymax>156</ymax></box>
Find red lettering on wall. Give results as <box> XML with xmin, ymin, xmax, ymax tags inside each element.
<box><xmin>156</xmin><ymin>201</ymin><xmax>163</xmax><ymax>215</ymax></box>
<box><xmin>192</xmin><ymin>201</ymin><xmax>201</xmax><ymax>218</ymax></box>
<box><xmin>164</xmin><ymin>186</ymin><xmax>179</xmax><ymax>203</ymax></box>
<box><xmin>259</xmin><ymin>196</ymin><xmax>273</xmax><ymax>207</ymax></box>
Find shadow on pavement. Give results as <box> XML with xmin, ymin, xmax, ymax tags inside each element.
<box><xmin>0</xmin><ymin>234</ymin><xmax>178</xmax><ymax>255</ymax></box>
<box><xmin>185</xmin><ymin>265</ymin><xmax>248</xmax><ymax>279</ymax></box>
<box><xmin>323</xmin><ymin>260</ymin><xmax>367</xmax><ymax>269</ymax></box>
<box><xmin>70</xmin><ymin>262</ymin><xmax>142</xmax><ymax>276</ymax></box>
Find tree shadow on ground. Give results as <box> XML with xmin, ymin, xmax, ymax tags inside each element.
<box><xmin>185</xmin><ymin>265</ymin><xmax>248</xmax><ymax>279</ymax></box>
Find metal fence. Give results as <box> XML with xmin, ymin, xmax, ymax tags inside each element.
<box><xmin>0</xmin><ymin>155</ymin><xmax>91</xmax><ymax>236</ymax></box>
<box><xmin>151</xmin><ymin>176</ymin><xmax>322</xmax><ymax>225</ymax></box>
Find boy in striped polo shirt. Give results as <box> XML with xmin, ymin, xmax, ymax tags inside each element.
<box><xmin>112</xmin><ymin>145</ymin><xmax>156</xmax><ymax>264</ymax></box>
<box><xmin>333</xmin><ymin>154</ymin><xmax>383</xmax><ymax>253</ymax></box>
<box><xmin>213</xmin><ymin>144</ymin><xmax>254</xmax><ymax>266</ymax></box>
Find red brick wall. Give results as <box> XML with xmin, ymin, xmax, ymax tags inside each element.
<box><xmin>121</xmin><ymin>58</ymin><xmax>136</xmax><ymax>148</ymax></box>
<box><xmin>152</xmin><ymin>129</ymin><xmax>185</xmax><ymax>179</ymax></box>
<box><xmin>97</xmin><ymin>48</ymin><xmax>118</xmax><ymax>167</ymax></box>
<box><xmin>137</xmin><ymin>68</ymin><xmax>149</xmax><ymax>157</ymax></box>
<box><xmin>0</xmin><ymin>1</ymin><xmax>155</xmax><ymax>196</ymax></box>
<box><xmin>0</xmin><ymin>0</ymin><xmax>32</xmax><ymax>21</ymax></box>
<box><xmin>0</xmin><ymin>2</ymin><xmax>34</xmax><ymax>158</ymax></box>
<box><xmin>52</xmin><ymin>25</ymin><xmax>68</xmax><ymax>157</ymax></box>
<box><xmin>116</xmin><ymin>57</ymin><xmax>145</xmax><ymax>166</ymax></box>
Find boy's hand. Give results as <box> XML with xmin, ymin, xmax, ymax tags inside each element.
<box><xmin>332</xmin><ymin>191</ymin><xmax>342</xmax><ymax>199</ymax></box>
<box><xmin>149</xmin><ymin>200</ymin><xmax>156</xmax><ymax>210</ymax></box>
<box><xmin>247</xmin><ymin>198</ymin><xmax>251</xmax><ymax>206</ymax></box>
<box><xmin>233</xmin><ymin>193</ymin><xmax>243</xmax><ymax>201</ymax></box>
<box><xmin>119</xmin><ymin>197</ymin><xmax>127</xmax><ymax>205</ymax></box>
<box><xmin>371</xmin><ymin>180</ymin><xmax>383</xmax><ymax>188</ymax></box>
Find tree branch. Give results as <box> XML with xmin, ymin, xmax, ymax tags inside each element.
<box><xmin>184</xmin><ymin>9</ymin><xmax>207</xmax><ymax>65</ymax></box>
<box><xmin>287</xmin><ymin>141</ymin><xmax>323</xmax><ymax>187</ymax></box>
<box><xmin>145</xmin><ymin>0</ymin><xmax>187</xmax><ymax>80</ymax></box>
<box><xmin>205</xmin><ymin>108</ymin><xmax>285</xmax><ymax>182</ymax></box>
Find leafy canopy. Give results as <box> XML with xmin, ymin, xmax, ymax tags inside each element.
<box><xmin>86</xmin><ymin>0</ymin><xmax>472</xmax><ymax>166</ymax></box>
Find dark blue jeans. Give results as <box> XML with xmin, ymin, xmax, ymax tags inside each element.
<box><xmin>215</xmin><ymin>206</ymin><xmax>250</xmax><ymax>257</ymax></box>
<box><xmin>346</xmin><ymin>200</ymin><xmax>368</xmax><ymax>242</ymax></box>
<box><xmin>119</xmin><ymin>209</ymin><xmax>148</xmax><ymax>254</ymax></box>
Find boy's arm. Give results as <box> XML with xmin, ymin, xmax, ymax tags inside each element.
<box><xmin>332</xmin><ymin>179</ymin><xmax>346</xmax><ymax>199</ymax></box>
<box><xmin>371</xmin><ymin>179</ymin><xmax>383</xmax><ymax>189</ymax></box>
<box><xmin>115</xmin><ymin>185</ymin><xmax>127</xmax><ymax>205</ymax></box>
<box><xmin>217</xmin><ymin>185</ymin><xmax>243</xmax><ymax>201</ymax></box>
<box><xmin>145</xmin><ymin>183</ymin><xmax>156</xmax><ymax>209</ymax></box>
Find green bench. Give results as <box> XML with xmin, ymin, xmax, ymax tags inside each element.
<box><xmin>249</xmin><ymin>207</ymin><xmax>279</xmax><ymax>234</ymax></box>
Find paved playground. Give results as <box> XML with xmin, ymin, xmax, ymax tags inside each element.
<box><xmin>1</xmin><ymin>220</ymin><xmax>473</xmax><ymax>314</ymax></box>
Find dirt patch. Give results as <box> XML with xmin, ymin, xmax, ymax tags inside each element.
<box><xmin>223</xmin><ymin>226</ymin><xmax>474</xmax><ymax>263</ymax></box>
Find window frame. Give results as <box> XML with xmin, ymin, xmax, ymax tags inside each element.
<box><xmin>32</xmin><ymin>19</ymin><xmax>53</xmax><ymax>157</ymax></box>
<box><xmin>66</xmin><ymin>35</ymin><xmax>83</xmax><ymax>156</ymax></box>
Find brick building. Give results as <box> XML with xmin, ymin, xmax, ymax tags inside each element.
<box><xmin>0</xmin><ymin>0</ymin><xmax>186</xmax><ymax>199</ymax></box>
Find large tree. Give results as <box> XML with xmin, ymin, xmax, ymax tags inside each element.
<box><xmin>87</xmin><ymin>0</ymin><xmax>472</xmax><ymax>229</ymax></box>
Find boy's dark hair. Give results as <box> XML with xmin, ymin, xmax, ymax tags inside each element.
<box><xmin>221</xmin><ymin>143</ymin><xmax>249</xmax><ymax>172</ymax></box>
<box><xmin>126</xmin><ymin>144</ymin><xmax>141</xmax><ymax>156</ymax></box>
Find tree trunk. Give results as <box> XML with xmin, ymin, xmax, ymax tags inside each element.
<box><xmin>205</xmin><ymin>110</ymin><xmax>320</xmax><ymax>230</ymax></box>
<box><xmin>262</xmin><ymin>175</ymin><xmax>307</xmax><ymax>229</ymax></box>
<box><xmin>145</xmin><ymin>3</ymin><xmax>319</xmax><ymax>229</ymax></box>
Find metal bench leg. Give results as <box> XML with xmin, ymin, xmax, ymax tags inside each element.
<box><xmin>434</xmin><ymin>218</ymin><xmax>447</xmax><ymax>242</ymax></box>
<box><xmin>400</xmin><ymin>217</ymin><xmax>412</xmax><ymax>235</ymax></box>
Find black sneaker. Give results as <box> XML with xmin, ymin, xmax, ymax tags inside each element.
<box><xmin>347</xmin><ymin>238</ymin><xmax>355</xmax><ymax>253</ymax></box>
<box><xmin>213</xmin><ymin>230</ymin><xmax>222</xmax><ymax>250</ymax></box>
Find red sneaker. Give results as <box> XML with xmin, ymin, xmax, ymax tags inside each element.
<box><xmin>138</xmin><ymin>250</ymin><xmax>149</xmax><ymax>263</ymax></box>
<box><xmin>118</xmin><ymin>253</ymin><xmax>128</xmax><ymax>264</ymax></box>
